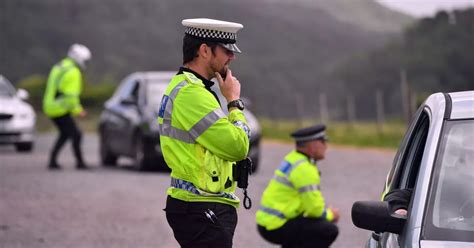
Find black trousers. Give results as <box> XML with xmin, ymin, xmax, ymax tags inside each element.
<box><xmin>49</xmin><ymin>114</ymin><xmax>84</xmax><ymax>165</ymax></box>
<box><xmin>258</xmin><ymin>216</ymin><xmax>339</xmax><ymax>248</ymax></box>
<box><xmin>164</xmin><ymin>196</ymin><xmax>237</xmax><ymax>248</ymax></box>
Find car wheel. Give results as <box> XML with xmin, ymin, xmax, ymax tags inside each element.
<box><xmin>16</xmin><ymin>142</ymin><xmax>33</xmax><ymax>152</ymax></box>
<box><xmin>250</xmin><ymin>156</ymin><xmax>259</xmax><ymax>173</ymax></box>
<box><xmin>134</xmin><ymin>134</ymin><xmax>152</xmax><ymax>171</ymax></box>
<box><xmin>100</xmin><ymin>131</ymin><xmax>118</xmax><ymax>166</ymax></box>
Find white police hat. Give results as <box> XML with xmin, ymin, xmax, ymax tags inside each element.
<box><xmin>182</xmin><ymin>18</ymin><xmax>243</xmax><ymax>53</ymax></box>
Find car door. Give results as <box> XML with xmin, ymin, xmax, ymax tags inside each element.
<box><xmin>108</xmin><ymin>79</ymin><xmax>141</xmax><ymax>155</ymax></box>
<box><xmin>373</xmin><ymin>106</ymin><xmax>431</xmax><ymax>248</ymax></box>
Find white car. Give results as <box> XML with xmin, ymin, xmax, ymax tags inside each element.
<box><xmin>0</xmin><ymin>75</ymin><xmax>35</xmax><ymax>152</ymax></box>
<box><xmin>352</xmin><ymin>91</ymin><xmax>474</xmax><ymax>247</ymax></box>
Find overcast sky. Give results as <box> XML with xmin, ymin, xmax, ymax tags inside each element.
<box><xmin>377</xmin><ymin>0</ymin><xmax>474</xmax><ymax>17</ymax></box>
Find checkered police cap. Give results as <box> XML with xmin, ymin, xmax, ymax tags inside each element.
<box><xmin>182</xmin><ymin>18</ymin><xmax>243</xmax><ymax>53</ymax></box>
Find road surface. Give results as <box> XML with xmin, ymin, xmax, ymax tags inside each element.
<box><xmin>0</xmin><ymin>134</ymin><xmax>395</xmax><ymax>248</ymax></box>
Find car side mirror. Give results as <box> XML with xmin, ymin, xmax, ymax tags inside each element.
<box><xmin>16</xmin><ymin>88</ymin><xmax>29</xmax><ymax>100</ymax></box>
<box><xmin>120</xmin><ymin>96</ymin><xmax>137</xmax><ymax>105</ymax></box>
<box><xmin>352</xmin><ymin>201</ymin><xmax>406</xmax><ymax>234</ymax></box>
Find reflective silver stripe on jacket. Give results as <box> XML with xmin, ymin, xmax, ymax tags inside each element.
<box><xmin>286</xmin><ymin>159</ymin><xmax>306</xmax><ymax>175</ymax></box>
<box><xmin>274</xmin><ymin>158</ymin><xmax>307</xmax><ymax>188</ymax></box>
<box><xmin>171</xmin><ymin>177</ymin><xmax>237</xmax><ymax>200</ymax></box>
<box><xmin>273</xmin><ymin>175</ymin><xmax>293</xmax><ymax>188</ymax></box>
<box><xmin>259</xmin><ymin>206</ymin><xmax>286</xmax><ymax>219</ymax></box>
<box><xmin>158</xmin><ymin>81</ymin><xmax>225</xmax><ymax>143</ymax></box>
<box><xmin>298</xmin><ymin>184</ymin><xmax>321</xmax><ymax>193</ymax></box>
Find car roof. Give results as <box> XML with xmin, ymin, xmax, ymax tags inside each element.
<box><xmin>424</xmin><ymin>91</ymin><xmax>473</xmax><ymax>121</ymax></box>
<box><xmin>128</xmin><ymin>71</ymin><xmax>176</xmax><ymax>83</ymax></box>
<box><xmin>448</xmin><ymin>91</ymin><xmax>474</xmax><ymax>120</ymax></box>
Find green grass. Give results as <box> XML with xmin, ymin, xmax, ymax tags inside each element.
<box><xmin>261</xmin><ymin>118</ymin><xmax>406</xmax><ymax>149</ymax></box>
<box><xmin>37</xmin><ymin>112</ymin><xmax>407</xmax><ymax>149</ymax></box>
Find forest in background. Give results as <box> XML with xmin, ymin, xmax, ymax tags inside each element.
<box><xmin>2</xmin><ymin>1</ymin><xmax>471</xmax><ymax>120</ymax></box>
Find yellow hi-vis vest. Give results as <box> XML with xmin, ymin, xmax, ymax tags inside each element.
<box><xmin>43</xmin><ymin>58</ymin><xmax>84</xmax><ymax>118</ymax></box>
<box><xmin>157</xmin><ymin>70</ymin><xmax>250</xmax><ymax>208</ymax></box>
<box><xmin>256</xmin><ymin>150</ymin><xmax>334</xmax><ymax>230</ymax></box>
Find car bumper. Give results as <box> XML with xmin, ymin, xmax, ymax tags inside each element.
<box><xmin>0</xmin><ymin>130</ymin><xmax>35</xmax><ymax>144</ymax></box>
<box><xmin>0</xmin><ymin>118</ymin><xmax>35</xmax><ymax>144</ymax></box>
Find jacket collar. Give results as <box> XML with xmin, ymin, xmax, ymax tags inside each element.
<box><xmin>178</xmin><ymin>67</ymin><xmax>220</xmax><ymax>105</ymax></box>
<box><xmin>178</xmin><ymin>67</ymin><xmax>215</xmax><ymax>88</ymax></box>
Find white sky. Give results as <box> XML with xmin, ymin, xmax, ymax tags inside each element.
<box><xmin>377</xmin><ymin>0</ymin><xmax>474</xmax><ymax>17</ymax></box>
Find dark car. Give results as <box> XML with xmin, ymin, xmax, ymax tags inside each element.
<box><xmin>98</xmin><ymin>71</ymin><xmax>261</xmax><ymax>171</ymax></box>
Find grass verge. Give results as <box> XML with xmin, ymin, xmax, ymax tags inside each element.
<box><xmin>261</xmin><ymin>119</ymin><xmax>406</xmax><ymax>149</ymax></box>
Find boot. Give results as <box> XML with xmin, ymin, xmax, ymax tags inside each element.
<box><xmin>48</xmin><ymin>161</ymin><xmax>62</xmax><ymax>170</ymax></box>
<box><xmin>76</xmin><ymin>162</ymin><xmax>89</xmax><ymax>170</ymax></box>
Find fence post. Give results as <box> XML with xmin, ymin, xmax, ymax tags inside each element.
<box><xmin>376</xmin><ymin>90</ymin><xmax>385</xmax><ymax>133</ymax></box>
<box><xmin>347</xmin><ymin>94</ymin><xmax>356</xmax><ymax>127</ymax></box>
<box><xmin>400</xmin><ymin>69</ymin><xmax>410</xmax><ymax>126</ymax></box>
<box><xmin>319</xmin><ymin>93</ymin><xmax>329</xmax><ymax>123</ymax></box>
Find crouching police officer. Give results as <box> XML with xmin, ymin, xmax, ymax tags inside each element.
<box><xmin>158</xmin><ymin>18</ymin><xmax>251</xmax><ymax>248</ymax></box>
<box><xmin>256</xmin><ymin>125</ymin><xmax>339</xmax><ymax>248</ymax></box>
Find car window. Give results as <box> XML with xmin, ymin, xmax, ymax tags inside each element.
<box><xmin>383</xmin><ymin>106</ymin><xmax>426</xmax><ymax>197</ymax></box>
<box><xmin>113</xmin><ymin>76</ymin><xmax>138</xmax><ymax>101</ymax></box>
<box><xmin>380</xmin><ymin>108</ymin><xmax>430</xmax><ymax>248</ymax></box>
<box><xmin>146</xmin><ymin>81</ymin><xmax>168</xmax><ymax>108</ymax></box>
<box><xmin>423</xmin><ymin>119</ymin><xmax>474</xmax><ymax>242</ymax></box>
<box><xmin>397</xmin><ymin>112</ymin><xmax>429</xmax><ymax>189</ymax></box>
<box><xmin>0</xmin><ymin>77</ymin><xmax>15</xmax><ymax>97</ymax></box>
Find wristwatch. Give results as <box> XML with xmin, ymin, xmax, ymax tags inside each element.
<box><xmin>227</xmin><ymin>99</ymin><xmax>245</xmax><ymax>111</ymax></box>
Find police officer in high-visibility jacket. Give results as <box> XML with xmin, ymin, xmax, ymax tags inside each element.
<box><xmin>256</xmin><ymin>125</ymin><xmax>339</xmax><ymax>248</ymax></box>
<box><xmin>43</xmin><ymin>44</ymin><xmax>91</xmax><ymax>170</ymax></box>
<box><xmin>158</xmin><ymin>18</ymin><xmax>250</xmax><ymax>248</ymax></box>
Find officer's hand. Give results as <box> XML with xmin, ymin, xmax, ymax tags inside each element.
<box><xmin>215</xmin><ymin>69</ymin><xmax>240</xmax><ymax>102</ymax></box>
<box><xmin>79</xmin><ymin>110</ymin><xmax>87</xmax><ymax>118</ymax></box>
<box><xmin>329</xmin><ymin>207</ymin><xmax>340</xmax><ymax>223</ymax></box>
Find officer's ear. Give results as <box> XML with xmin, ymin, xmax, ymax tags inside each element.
<box><xmin>198</xmin><ymin>43</ymin><xmax>212</xmax><ymax>60</ymax></box>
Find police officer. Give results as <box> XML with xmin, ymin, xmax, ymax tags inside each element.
<box><xmin>256</xmin><ymin>124</ymin><xmax>339</xmax><ymax>248</ymax></box>
<box><xmin>43</xmin><ymin>44</ymin><xmax>91</xmax><ymax>170</ymax></box>
<box><xmin>158</xmin><ymin>18</ymin><xmax>250</xmax><ymax>248</ymax></box>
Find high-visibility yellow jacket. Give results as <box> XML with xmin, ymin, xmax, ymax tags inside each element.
<box><xmin>158</xmin><ymin>68</ymin><xmax>250</xmax><ymax>208</ymax></box>
<box><xmin>256</xmin><ymin>150</ymin><xmax>334</xmax><ymax>230</ymax></box>
<box><xmin>42</xmin><ymin>58</ymin><xmax>84</xmax><ymax>118</ymax></box>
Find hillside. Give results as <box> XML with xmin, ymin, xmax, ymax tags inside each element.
<box><xmin>0</xmin><ymin>0</ymin><xmax>412</xmax><ymax>118</ymax></box>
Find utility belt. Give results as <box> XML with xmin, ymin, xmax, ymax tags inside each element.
<box><xmin>170</xmin><ymin>177</ymin><xmax>237</xmax><ymax>200</ymax></box>
<box><xmin>171</xmin><ymin>157</ymin><xmax>253</xmax><ymax>209</ymax></box>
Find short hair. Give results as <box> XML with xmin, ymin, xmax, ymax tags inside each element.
<box><xmin>183</xmin><ymin>35</ymin><xmax>218</xmax><ymax>64</ymax></box>
<box><xmin>296</xmin><ymin>140</ymin><xmax>308</xmax><ymax>148</ymax></box>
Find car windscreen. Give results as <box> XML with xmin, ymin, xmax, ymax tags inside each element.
<box><xmin>0</xmin><ymin>78</ymin><xmax>15</xmax><ymax>97</ymax></box>
<box><xmin>145</xmin><ymin>80</ymin><xmax>169</xmax><ymax>108</ymax></box>
<box><xmin>423</xmin><ymin>119</ymin><xmax>474</xmax><ymax>242</ymax></box>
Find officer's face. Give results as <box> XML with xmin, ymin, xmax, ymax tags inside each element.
<box><xmin>210</xmin><ymin>45</ymin><xmax>235</xmax><ymax>77</ymax></box>
<box><xmin>310</xmin><ymin>139</ymin><xmax>327</xmax><ymax>160</ymax></box>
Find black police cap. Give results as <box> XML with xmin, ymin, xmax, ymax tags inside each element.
<box><xmin>290</xmin><ymin>124</ymin><xmax>328</xmax><ymax>142</ymax></box>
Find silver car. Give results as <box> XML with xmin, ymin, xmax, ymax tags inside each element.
<box><xmin>0</xmin><ymin>75</ymin><xmax>36</xmax><ymax>152</ymax></box>
<box><xmin>352</xmin><ymin>91</ymin><xmax>474</xmax><ymax>247</ymax></box>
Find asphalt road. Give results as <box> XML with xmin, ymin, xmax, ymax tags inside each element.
<box><xmin>0</xmin><ymin>134</ymin><xmax>395</xmax><ymax>248</ymax></box>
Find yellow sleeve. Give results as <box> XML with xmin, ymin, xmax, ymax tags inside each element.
<box><xmin>174</xmin><ymin>85</ymin><xmax>249</xmax><ymax>162</ymax></box>
<box><xmin>290</xmin><ymin>164</ymin><xmax>331</xmax><ymax>220</ymax></box>
<box><xmin>58</xmin><ymin>67</ymin><xmax>83</xmax><ymax>115</ymax></box>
